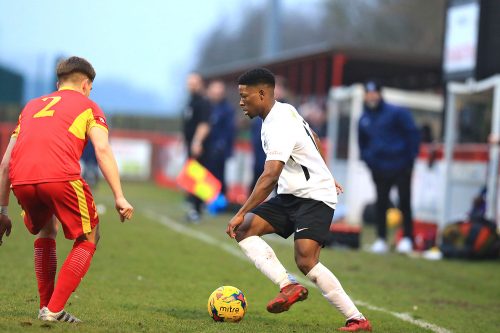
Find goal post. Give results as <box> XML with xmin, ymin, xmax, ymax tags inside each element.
<box><xmin>442</xmin><ymin>75</ymin><xmax>500</xmax><ymax>229</ymax></box>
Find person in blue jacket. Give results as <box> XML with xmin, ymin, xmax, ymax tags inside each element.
<box><xmin>206</xmin><ymin>80</ymin><xmax>235</xmax><ymax>213</ymax></box>
<box><xmin>358</xmin><ymin>80</ymin><xmax>420</xmax><ymax>254</ymax></box>
<box><xmin>81</xmin><ymin>140</ymin><xmax>99</xmax><ymax>189</ymax></box>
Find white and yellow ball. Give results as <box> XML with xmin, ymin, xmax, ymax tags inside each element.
<box><xmin>207</xmin><ymin>286</ymin><xmax>247</xmax><ymax>322</ymax></box>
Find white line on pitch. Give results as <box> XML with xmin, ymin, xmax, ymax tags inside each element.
<box><xmin>144</xmin><ymin>209</ymin><xmax>452</xmax><ymax>333</ymax></box>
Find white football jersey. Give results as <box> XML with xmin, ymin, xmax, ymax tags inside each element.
<box><xmin>261</xmin><ymin>101</ymin><xmax>337</xmax><ymax>208</ymax></box>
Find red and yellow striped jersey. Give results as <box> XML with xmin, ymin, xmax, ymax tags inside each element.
<box><xmin>9</xmin><ymin>88</ymin><xmax>108</xmax><ymax>185</ymax></box>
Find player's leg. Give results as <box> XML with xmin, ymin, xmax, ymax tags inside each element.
<box><xmin>295</xmin><ymin>240</ymin><xmax>371</xmax><ymax>331</ymax></box>
<box><xmin>36</xmin><ymin>216</ymin><xmax>59</xmax><ymax>239</ymax></box>
<box><xmin>295</xmin><ymin>240</ymin><xmax>359</xmax><ymax>315</ymax></box>
<box><xmin>236</xmin><ymin>195</ymin><xmax>308</xmax><ymax>313</ymax></box>
<box><xmin>234</xmin><ymin>212</ymin><xmax>276</xmax><ymax>240</ymax></box>
<box><xmin>40</xmin><ymin>180</ymin><xmax>99</xmax><ymax>321</ymax></box>
<box><xmin>39</xmin><ymin>225</ymin><xmax>98</xmax><ymax>323</ymax></box>
<box><xmin>235</xmin><ymin>212</ymin><xmax>297</xmax><ymax>289</ymax></box>
<box><xmin>292</xmin><ymin>199</ymin><xmax>371</xmax><ymax>331</ymax></box>
<box><xmin>236</xmin><ymin>213</ymin><xmax>305</xmax><ymax>312</ymax></box>
<box><xmin>46</xmin><ymin>225</ymin><xmax>98</xmax><ymax>312</ymax></box>
<box><xmin>11</xmin><ymin>185</ymin><xmax>58</xmax><ymax>311</ymax></box>
<box><xmin>34</xmin><ymin>216</ymin><xmax>59</xmax><ymax>312</ymax></box>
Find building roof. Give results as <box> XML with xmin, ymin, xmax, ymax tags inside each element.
<box><xmin>199</xmin><ymin>42</ymin><xmax>441</xmax><ymax>79</ymax></box>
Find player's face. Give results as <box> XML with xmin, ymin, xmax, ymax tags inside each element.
<box><xmin>239</xmin><ymin>84</ymin><xmax>263</xmax><ymax>119</ymax></box>
<box><xmin>187</xmin><ymin>73</ymin><xmax>203</xmax><ymax>93</ymax></box>
<box><xmin>364</xmin><ymin>90</ymin><xmax>381</xmax><ymax>110</ymax></box>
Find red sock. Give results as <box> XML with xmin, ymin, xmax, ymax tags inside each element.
<box><xmin>34</xmin><ymin>238</ymin><xmax>57</xmax><ymax>309</ymax></box>
<box><xmin>47</xmin><ymin>240</ymin><xmax>96</xmax><ymax>313</ymax></box>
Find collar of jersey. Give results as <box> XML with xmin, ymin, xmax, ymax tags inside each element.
<box><xmin>263</xmin><ymin>100</ymin><xmax>279</xmax><ymax>122</ymax></box>
<box><xmin>58</xmin><ymin>86</ymin><xmax>77</xmax><ymax>92</ymax></box>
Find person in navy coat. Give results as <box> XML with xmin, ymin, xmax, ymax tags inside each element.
<box><xmin>358</xmin><ymin>80</ymin><xmax>420</xmax><ymax>254</ymax></box>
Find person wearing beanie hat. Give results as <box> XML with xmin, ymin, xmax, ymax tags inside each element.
<box><xmin>358</xmin><ymin>80</ymin><xmax>420</xmax><ymax>255</ymax></box>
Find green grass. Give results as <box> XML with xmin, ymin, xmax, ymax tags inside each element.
<box><xmin>0</xmin><ymin>182</ymin><xmax>499</xmax><ymax>332</ymax></box>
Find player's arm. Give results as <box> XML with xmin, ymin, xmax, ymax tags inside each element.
<box><xmin>489</xmin><ymin>133</ymin><xmax>500</xmax><ymax>145</ymax></box>
<box><xmin>311</xmin><ymin>128</ymin><xmax>344</xmax><ymax>194</ymax></box>
<box><xmin>191</xmin><ymin>99</ymin><xmax>212</xmax><ymax>158</ymax></box>
<box><xmin>191</xmin><ymin>122</ymin><xmax>210</xmax><ymax>158</ymax></box>
<box><xmin>226</xmin><ymin>160</ymin><xmax>283</xmax><ymax>238</ymax></box>
<box><xmin>0</xmin><ymin>137</ymin><xmax>16</xmax><ymax>245</ymax></box>
<box><xmin>88</xmin><ymin>127</ymin><xmax>134</xmax><ymax>222</ymax></box>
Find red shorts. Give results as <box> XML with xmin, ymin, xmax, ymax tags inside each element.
<box><xmin>12</xmin><ymin>179</ymin><xmax>99</xmax><ymax>240</ymax></box>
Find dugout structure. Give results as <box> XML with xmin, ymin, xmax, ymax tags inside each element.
<box><xmin>327</xmin><ymin>79</ymin><xmax>500</xmax><ymax>234</ymax></box>
<box><xmin>326</xmin><ymin>85</ymin><xmax>444</xmax><ymax>228</ymax></box>
<box><xmin>443</xmin><ymin>75</ymin><xmax>500</xmax><ymax>229</ymax></box>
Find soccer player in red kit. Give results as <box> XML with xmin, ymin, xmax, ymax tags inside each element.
<box><xmin>0</xmin><ymin>56</ymin><xmax>134</xmax><ymax>323</ymax></box>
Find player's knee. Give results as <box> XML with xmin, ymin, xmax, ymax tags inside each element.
<box><xmin>76</xmin><ymin>228</ymin><xmax>100</xmax><ymax>245</ymax></box>
<box><xmin>295</xmin><ymin>255</ymin><xmax>317</xmax><ymax>275</ymax></box>
<box><xmin>235</xmin><ymin>228</ymin><xmax>251</xmax><ymax>242</ymax></box>
<box><xmin>90</xmin><ymin>228</ymin><xmax>101</xmax><ymax>245</ymax></box>
<box><xmin>94</xmin><ymin>231</ymin><xmax>101</xmax><ymax>245</ymax></box>
<box><xmin>37</xmin><ymin>228</ymin><xmax>57</xmax><ymax>239</ymax></box>
<box><xmin>37</xmin><ymin>232</ymin><xmax>57</xmax><ymax>240</ymax></box>
<box><xmin>234</xmin><ymin>215</ymin><xmax>261</xmax><ymax>242</ymax></box>
<box><xmin>235</xmin><ymin>223</ymin><xmax>267</xmax><ymax>242</ymax></box>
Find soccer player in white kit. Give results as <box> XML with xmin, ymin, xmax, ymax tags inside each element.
<box><xmin>226</xmin><ymin>68</ymin><xmax>372</xmax><ymax>332</ymax></box>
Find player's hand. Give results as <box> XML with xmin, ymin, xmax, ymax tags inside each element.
<box><xmin>115</xmin><ymin>197</ymin><xmax>134</xmax><ymax>222</ymax></box>
<box><xmin>190</xmin><ymin>141</ymin><xmax>203</xmax><ymax>158</ymax></box>
<box><xmin>488</xmin><ymin>133</ymin><xmax>500</xmax><ymax>145</ymax></box>
<box><xmin>334</xmin><ymin>180</ymin><xmax>344</xmax><ymax>195</ymax></box>
<box><xmin>0</xmin><ymin>214</ymin><xmax>12</xmax><ymax>246</ymax></box>
<box><xmin>226</xmin><ymin>214</ymin><xmax>244</xmax><ymax>239</ymax></box>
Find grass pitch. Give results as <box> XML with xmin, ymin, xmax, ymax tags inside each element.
<box><xmin>0</xmin><ymin>182</ymin><xmax>499</xmax><ymax>333</ymax></box>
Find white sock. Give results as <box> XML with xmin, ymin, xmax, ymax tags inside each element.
<box><xmin>238</xmin><ymin>236</ymin><xmax>296</xmax><ymax>289</ymax></box>
<box><xmin>306</xmin><ymin>262</ymin><xmax>364</xmax><ymax>320</ymax></box>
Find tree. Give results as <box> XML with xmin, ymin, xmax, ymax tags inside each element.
<box><xmin>320</xmin><ymin>0</ymin><xmax>446</xmax><ymax>56</ymax></box>
<box><xmin>195</xmin><ymin>0</ymin><xmax>447</xmax><ymax>71</ymax></box>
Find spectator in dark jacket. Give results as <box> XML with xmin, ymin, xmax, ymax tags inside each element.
<box><xmin>358</xmin><ymin>80</ymin><xmax>420</xmax><ymax>254</ymax></box>
<box><xmin>206</xmin><ymin>80</ymin><xmax>235</xmax><ymax>198</ymax></box>
<box><xmin>182</xmin><ymin>73</ymin><xmax>211</xmax><ymax>222</ymax></box>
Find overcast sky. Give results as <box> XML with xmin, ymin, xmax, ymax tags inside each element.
<box><xmin>0</xmin><ymin>0</ymin><xmax>322</xmax><ymax>115</ymax></box>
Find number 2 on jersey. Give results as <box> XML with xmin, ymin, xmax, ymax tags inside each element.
<box><xmin>33</xmin><ymin>96</ymin><xmax>61</xmax><ymax>118</ymax></box>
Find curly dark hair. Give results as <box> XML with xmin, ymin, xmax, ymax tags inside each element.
<box><xmin>237</xmin><ymin>68</ymin><xmax>275</xmax><ymax>87</ymax></box>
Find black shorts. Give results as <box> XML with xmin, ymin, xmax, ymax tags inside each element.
<box><xmin>251</xmin><ymin>194</ymin><xmax>335</xmax><ymax>246</ymax></box>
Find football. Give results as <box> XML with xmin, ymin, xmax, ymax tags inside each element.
<box><xmin>207</xmin><ymin>286</ymin><xmax>247</xmax><ymax>322</ymax></box>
